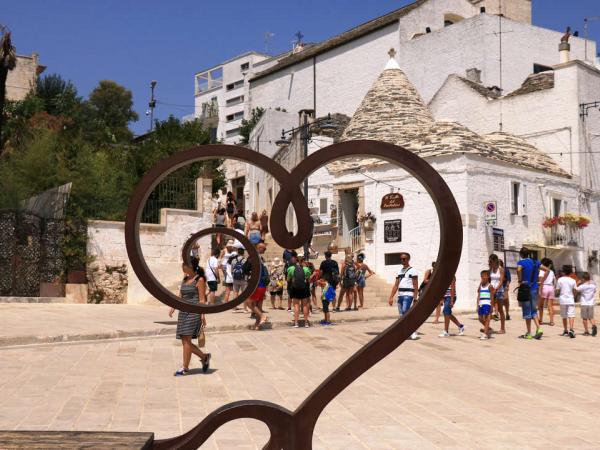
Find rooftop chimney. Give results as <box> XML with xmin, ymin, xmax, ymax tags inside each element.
<box><xmin>559</xmin><ymin>41</ymin><xmax>571</xmax><ymax>64</ymax></box>
<box><xmin>466</xmin><ymin>68</ymin><xmax>482</xmax><ymax>83</ymax></box>
<box><xmin>426</xmin><ymin>27</ymin><xmax>431</xmax><ymax>33</ymax></box>
<box><xmin>480</xmin><ymin>6</ymin><xmax>486</xmax><ymax>13</ymax></box>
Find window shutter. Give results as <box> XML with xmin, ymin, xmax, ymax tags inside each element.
<box><xmin>510</xmin><ymin>182</ymin><xmax>517</xmax><ymax>215</ymax></box>
<box><xmin>521</xmin><ymin>184</ymin><xmax>528</xmax><ymax>216</ymax></box>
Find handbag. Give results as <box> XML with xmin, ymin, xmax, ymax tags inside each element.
<box><xmin>197</xmin><ymin>326</ymin><xmax>206</xmax><ymax>348</ymax></box>
<box><xmin>517</xmin><ymin>259</ymin><xmax>536</xmax><ymax>303</ymax></box>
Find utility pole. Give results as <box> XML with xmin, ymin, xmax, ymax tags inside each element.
<box><xmin>584</xmin><ymin>17</ymin><xmax>600</xmax><ymax>62</ymax></box>
<box><xmin>149</xmin><ymin>80</ymin><xmax>157</xmax><ymax>132</ymax></box>
<box><xmin>300</xmin><ymin>110</ymin><xmax>310</xmax><ymax>259</ymax></box>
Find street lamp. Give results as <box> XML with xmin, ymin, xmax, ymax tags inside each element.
<box><xmin>149</xmin><ymin>80</ymin><xmax>157</xmax><ymax>132</ymax></box>
<box><xmin>276</xmin><ymin>112</ymin><xmax>338</xmax><ymax>258</ymax></box>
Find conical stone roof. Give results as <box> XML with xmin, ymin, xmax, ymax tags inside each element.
<box><xmin>329</xmin><ymin>52</ymin><xmax>568</xmax><ymax>178</ymax></box>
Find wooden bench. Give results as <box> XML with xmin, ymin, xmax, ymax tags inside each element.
<box><xmin>0</xmin><ymin>431</ymin><xmax>154</xmax><ymax>449</ymax></box>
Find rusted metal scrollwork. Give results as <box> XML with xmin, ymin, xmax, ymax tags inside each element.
<box><xmin>124</xmin><ymin>140</ymin><xmax>463</xmax><ymax>450</ymax></box>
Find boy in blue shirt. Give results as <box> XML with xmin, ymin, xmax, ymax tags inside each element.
<box><xmin>516</xmin><ymin>247</ymin><xmax>544</xmax><ymax>340</ymax></box>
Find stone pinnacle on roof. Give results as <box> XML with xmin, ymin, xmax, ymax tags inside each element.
<box><xmin>341</xmin><ymin>50</ymin><xmax>435</xmax><ymax>144</ymax></box>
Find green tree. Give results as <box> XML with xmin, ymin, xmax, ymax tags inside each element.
<box><xmin>36</xmin><ymin>73</ymin><xmax>80</xmax><ymax>117</ymax></box>
<box><xmin>0</xmin><ymin>27</ymin><xmax>17</xmax><ymax>145</ymax></box>
<box><xmin>239</xmin><ymin>107</ymin><xmax>265</xmax><ymax>144</ymax></box>
<box><xmin>88</xmin><ymin>80</ymin><xmax>138</xmax><ymax>142</ymax></box>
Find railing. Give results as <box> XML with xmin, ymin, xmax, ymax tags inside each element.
<box><xmin>545</xmin><ymin>223</ymin><xmax>583</xmax><ymax>247</ymax></box>
<box><xmin>349</xmin><ymin>225</ymin><xmax>362</xmax><ymax>254</ymax></box>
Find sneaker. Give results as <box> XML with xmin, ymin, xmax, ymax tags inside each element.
<box><xmin>202</xmin><ymin>354</ymin><xmax>211</xmax><ymax>373</ymax></box>
<box><xmin>293</xmin><ymin>322</ymin><xmax>299</xmax><ymax>328</ymax></box>
<box><xmin>506</xmin><ymin>314</ymin><xmax>511</xmax><ymax>321</ymax></box>
<box><xmin>561</xmin><ymin>330</ymin><xmax>569</xmax><ymax>336</ymax></box>
<box><xmin>519</xmin><ymin>333</ymin><xmax>533</xmax><ymax>340</ymax></box>
<box><xmin>569</xmin><ymin>329</ymin><xmax>576</xmax><ymax>339</ymax></box>
<box><xmin>439</xmin><ymin>331</ymin><xmax>450</xmax><ymax>338</ymax></box>
<box><xmin>334</xmin><ymin>307</ymin><xmax>340</xmax><ymax>312</ymax></box>
<box><xmin>584</xmin><ymin>331</ymin><xmax>591</xmax><ymax>336</ymax></box>
<box><xmin>534</xmin><ymin>328</ymin><xmax>543</xmax><ymax>340</ymax></box>
<box><xmin>479</xmin><ymin>333</ymin><xmax>488</xmax><ymax>340</ymax></box>
<box><xmin>174</xmin><ymin>368</ymin><xmax>189</xmax><ymax>376</ymax></box>
<box><xmin>305</xmin><ymin>321</ymin><xmax>310</xmax><ymax>328</ymax></box>
<box><xmin>458</xmin><ymin>325</ymin><xmax>465</xmax><ymax>336</ymax></box>
<box><xmin>319</xmin><ymin>319</ymin><xmax>327</xmax><ymax>325</ymax></box>
<box><xmin>592</xmin><ymin>325</ymin><xmax>598</xmax><ymax>337</ymax></box>
<box><xmin>409</xmin><ymin>332</ymin><xmax>419</xmax><ymax>340</ymax></box>
<box><xmin>287</xmin><ymin>308</ymin><xmax>292</xmax><ymax>312</ymax></box>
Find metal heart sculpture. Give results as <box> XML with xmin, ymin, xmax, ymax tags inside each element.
<box><xmin>124</xmin><ymin>140</ymin><xmax>462</xmax><ymax>450</ymax></box>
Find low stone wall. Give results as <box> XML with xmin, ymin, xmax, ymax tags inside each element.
<box><xmin>87</xmin><ymin>208</ymin><xmax>211</xmax><ymax>305</ymax></box>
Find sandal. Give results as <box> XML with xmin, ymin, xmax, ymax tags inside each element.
<box><xmin>496</xmin><ymin>330</ymin><xmax>506</xmax><ymax>334</ymax></box>
<box><xmin>549</xmin><ymin>322</ymin><xmax>555</xmax><ymax>326</ymax></box>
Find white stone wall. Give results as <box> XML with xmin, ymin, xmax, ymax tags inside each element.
<box><xmin>88</xmin><ymin>209</ymin><xmax>211</xmax><ymax>305</ymax></box>
<box><xmin>249</xmin><ymin>10</ymin><xmax>595</xmax><ymax>126</ymax></box>
<box><xmin>304</xmin><ymin>152</ymin><xmax>599</xmax><ymax>310</ymax></box>
<box><xmin>430</xmin><ymin>62</ymin><xmax>600</xmax><ymax>189</ymax></box>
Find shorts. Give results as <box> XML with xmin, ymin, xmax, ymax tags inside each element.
<box><xmin>249</xmin><ymin>231</ymin><xmax>262</xmax><ymax>245</ymax></box>
<box><xmin>250</xmin><ymin>287</ymin><xmax>266</xmax><ymax>302</ymax></box>
<box><xmin>478</xmin><ymin>304</ymin><xmax>491</xmax><ymax>316</ymax></box>
<box><xmin>541</xmin><ymin>284</ymin><xmax>555</xmax><ymax>299</ymax></box>
<box><xmin>215</xmin><ymin>224</ymin><xmax>226</xmax><ymax>228</ymax></box>
<box><xmin>342</xmin><ymin>279</ymin><xmax>356</xmax><ymax>289</ymax></box>
<box><xmin>494</xmin><ymin>287</ymin><xmax>504</xmax><ymax>301</ymax></box>
<box><xmin>560</xmin><ymin>304</ymin><xmax>576</xmax><ymax>318</ymax></box>
<box><xmin>223</xmin><ymin>281</ymin><xmax>233</xmax><ymax>288</ymax></box>
<box><xmin>232</xmin><ymin>279</ymin><xmax>247</xmax><ymax>293</ymax></box>
<box><xmin>269</xmin><ymin>289</ymin><xmax>283</xmax><ymax>297</ymax></box>
<box><xmin>520</xmin><ymin>298</ymin><xmax>538</xmax><ymax>320</ymax></box>
<box><xmin>322</xmin><ymin>299</ymin><xmax>333</xmax><ymax>313</ymax></box>
<box><xmin>207</xmin><ymin>281</ymin><xmax>218</xmax><ymax>292</ymax></box>
<box><xmin>357</xmin><ymin>277</ymin><xmax>366</xmax><ymax>288</ymax></box>
<box><xmin>397</xmin><ymin>295</ymin><xmax>414</xmax><ymax>316</ymax></box>
<box><xmin>290</xmin><ymin>287</ymin><xmax>310</xmax><ymax>300</ymax></box>
<box><xmin>581</xmin><ymin>305</ymin><xmax>595</xmax><ymax>320</ymax></box>
<box><xmin>443</xmin><ymin>296</ymin><xmax>453</xmax><ymax>316</ymax></box>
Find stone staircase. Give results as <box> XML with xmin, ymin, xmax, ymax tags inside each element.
<box><xmin>260</xmin><ymin>235</ymin><xmax>394</xmax><ymax>307</ymax></box>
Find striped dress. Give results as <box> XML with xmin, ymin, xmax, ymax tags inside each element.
<box><xmin>176</xmin><ymin>277</ymin><xmax>202</xmax><ymax>339</ymax></box>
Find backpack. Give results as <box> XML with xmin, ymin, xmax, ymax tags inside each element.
<box><xmin>226</xmin><ymin>200</ymin><xmax>235</xmax><ymax>214</ymax></box>
<box><xmin>331</xmin><ymin>268</ymin><xmax>340</xmax><ymax>285</ymax></box>
<box><xmin>232</xmin><ymin>257</ymin><xmax>246</xmax><ymax>281</ymax></box>
<box><xmin>323</xmin><ymin>283</ymin><xmax>336</xmax><ymax>302</ymax></box>
<box><xmin>291</xmin><ymin>264</ymin><xmax>308</xmax><ymax>290</ymax></box>
<box><xmin>260</xmin><ymin>263</ymin><xmax>270</xmax><ymax>286</ymax></box>
<box><xmin>344</xmin><ymin>263</ymin><xmax>356</xmax><ymax>282</ymax></box>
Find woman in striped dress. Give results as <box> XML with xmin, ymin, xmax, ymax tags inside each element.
<box><xmin>169</xmin><ymin>263</ymin><xmax>211</xmax><ymax>376</ymax></box>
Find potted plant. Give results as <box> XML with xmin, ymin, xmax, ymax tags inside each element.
<box><xmin>359</xmin><ymin>212</ymin><xmax>376</xmax><ymax>230</ymax></box>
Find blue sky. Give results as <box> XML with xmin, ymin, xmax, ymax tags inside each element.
<box><xmin>3</xmin><ymin>0</ymin><xmax>600</xmax><ymax>136</ymax></box>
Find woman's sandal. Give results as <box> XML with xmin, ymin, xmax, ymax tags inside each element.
<box><xmin>497</xmin><ymin>330</ymin><xmax>506</xmax><ymax>334</ymax></box>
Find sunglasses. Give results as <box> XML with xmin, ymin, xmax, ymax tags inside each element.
<box><xmin>400</xmin><ymin>257</ymin><xmax>408</xmax><ymax>261</ymax></box>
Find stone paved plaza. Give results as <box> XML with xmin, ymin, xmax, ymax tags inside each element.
<box><xmin>1</xmin><ymin>312</ymin><xmax>599</xmax><ymax>449</ymax></box>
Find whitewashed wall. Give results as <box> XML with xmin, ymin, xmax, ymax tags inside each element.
<box><xmin>88</xmin><ymin>209</ymin><xmax>212</xmax><ymax>305</ymax></box>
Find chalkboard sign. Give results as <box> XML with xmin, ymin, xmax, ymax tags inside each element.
<box><xmin>384</xmin><ymin>219</ymin><xmax>402</xmax><ymax>243</ymax></box>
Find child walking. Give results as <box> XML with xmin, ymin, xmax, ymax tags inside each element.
<box><xmin>577</xmin><ymin>272</ymin><xmax>597</xmax><ymax>337</ymax></box>
<box><xmin>318</xmin><ymin>276</ymin><xmax>336</xmax><ymax>326</ymax></box>
<box><xmin>439</xmin><ymin>276</ymin><xmax>465</xmax><ymax>337</ymax></box>
<box><xmin>556</xmin><ymin>265</ymin><xmax>577</xmax><ymax>338</ymax></box>
<box><xmin>477</xmin><ymin>270</ymin><xmax>495</xmax><ymax>340</ymax></box>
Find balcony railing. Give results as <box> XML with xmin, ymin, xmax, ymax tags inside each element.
<box><xmin>544</xmin><ymin>223</ymin><xmax>583</xmax><ymax>248</ymax></box>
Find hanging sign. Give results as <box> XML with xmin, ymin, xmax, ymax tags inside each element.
<box><xmin>381</xmin><ymin>193</ymin><xmax>405</xmax><ymax>210</ymax></box>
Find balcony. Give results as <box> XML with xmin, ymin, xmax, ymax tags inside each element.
<box><xmin>544</xmin><ymin>223</ymin><xmax>583</xmax><ymax>248</ymax></box>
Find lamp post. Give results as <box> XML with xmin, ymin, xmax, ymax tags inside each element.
<box><xmin>584</xmin><ymin>17</ymin><xmax>600</xmax><ymax>62</ymax></box>
<box><xmin>149</xmin><ymin>80</ymin><xmax>157</xmax><ymax>131</ymax></box>
<box><xmin>276</xmin><ymin>112</ymin><xmax>338</xmax><ymax>258</ymax></box>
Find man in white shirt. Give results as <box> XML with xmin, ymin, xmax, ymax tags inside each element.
<box><xmin>388</xmin><ymin>252</ymin><xmax>419</xmax><ymax>340</ymax></box>
<box><xmin>204</xmin><ymin>248</ymin><xmax>221</xmax><ymax>304</ymax></box>
<box><xmin>556</xmin><ymin>265</ymin><xmax>577</xmax><ymax>338</ymax></box>
<box><xmin>221</xmin><ymin>240</ymin><xmax>237</xmax><ymax>304</ymax></box>
<box><xmin>577</xmin><ymin>272</ymin><xmax>597</xmax><ymax>336</ymax></box>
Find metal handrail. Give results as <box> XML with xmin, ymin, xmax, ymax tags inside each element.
<box><xmin>349</xmin><ymin>225</ymin><xmax>362</xmax><ymax>254</ymax></box>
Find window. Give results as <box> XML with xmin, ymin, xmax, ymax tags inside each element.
<box><xmin>510</xmin><ymin>181</ymin><xmax>527</xmax><ymax>216</ymax></box>
<box><xmin>384</xmin><ymin>253</ymin><xmax>405</xmax><ymax>265</ymax></box>
<box><xmin>240</xmin><ymin>62</ymin><xmax>250</xmax><ymax>71</ymax></box>
<box><xmin>550</xmin><ymin>196</ymin><xmax>567</xmax><ymax>217</ymax></box>
<box><xmin>226</xmin><ymin>127</ymin><xmax>241</xmax><ymax>137</ymax></box>
<box><xmin>226</xmin><ymin>79</ymin><xmax>244</xmax><ymax>91</ymax></box>
<box><xmin>226</xmin><ymin>95</ymin><xmax>244</xmax><ymax>106</ymax></box>
<box><xmin>533</xmin><ymin>63</ymin><xmax>553</xmax><ymax>74</ymax></box>
<box><xmin>319</xmin><ymin>198</ymin><xmax>328</xmax><ymax>215</ymax></box>
<box><xmin>225</xmin><ymin>111</ymin><xmax>244</xmax><ymax>122</ymax></box>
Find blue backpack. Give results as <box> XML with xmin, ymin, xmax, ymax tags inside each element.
<box><xmin>323</xmin><ymin>284</ymin><xmax>336</xmax><ymax>302</ymax></box>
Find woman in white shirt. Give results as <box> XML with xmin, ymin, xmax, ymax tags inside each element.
<box><xmin>538</xmin><ymin>258</ymin><xmax>556</xmax><ymax>326</ymax></box>
<box><xmin>488</xmin><ymin>254</ymin><xmax>506</xmax><ymax>334</ymax></box>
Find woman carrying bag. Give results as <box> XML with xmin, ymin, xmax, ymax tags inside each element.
<box><xmin>169</xmin><ymin>263</ymin><xmax>211</xmax><ymax>376</ymax></box>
